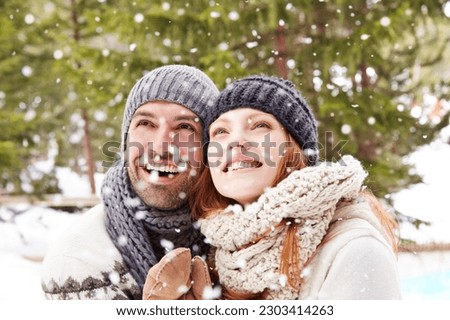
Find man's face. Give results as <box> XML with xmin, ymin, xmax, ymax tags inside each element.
<box><xmin>126</xmin><ymin>101</ymin><xmax>203</xmax><ymax>209</ymax></box>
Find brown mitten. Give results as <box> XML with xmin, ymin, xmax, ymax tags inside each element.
<box><xmin>183</xmin><ymin>255</ymin><xmax>213</xmax><ymax>300</ymax></box>
<box><xmin>142</xmin><ymin>248</ymin><xmax>192</xmax><ymax>300</ymax></box>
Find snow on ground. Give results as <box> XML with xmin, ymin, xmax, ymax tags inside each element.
<box><xmin>0</xmin><ymin>205</ymin><xmax>81</xmax><ymax>258</ymax></box>
<box><xmin>0</xmin><ymin>251</ymin><xmax>43</xmax><ymax>300</ymax></box>
<box><xmin>398</xmin><ymin>251</ymin><xmax>450</xmax><ymax>300</ymax></box>
<box><xmin>0</xmin><ymin>205</ymin><xmax>82</xmax><ymax>300</ymax></box>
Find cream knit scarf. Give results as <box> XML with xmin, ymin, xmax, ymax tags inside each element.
<box><xmin>198</xmin><ymin>155</ymin><xmax>367</xmax><ymax>299</ymax></box>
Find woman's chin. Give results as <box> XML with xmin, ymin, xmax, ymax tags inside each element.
<box><xmin>211</xmin><ymin>164</ymin><xmax>277</xmax><ymax>205</ymax></box>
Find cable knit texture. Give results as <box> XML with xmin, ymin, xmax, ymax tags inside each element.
<box><xmin>199</xmin><ymin>155</ymin><xmax>367</xmax><ymax>299</ymax></box>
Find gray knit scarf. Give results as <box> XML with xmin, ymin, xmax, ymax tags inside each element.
<box><xmin>102</xmin><ymin>161</ymin><xmax>208</xmax><ymax>295</ymax></box>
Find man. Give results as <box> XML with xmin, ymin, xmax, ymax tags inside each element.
<box><xmin>41</xmin><ymin>65</ymin><xmax>219</xmax><ymax>299</ymax></box>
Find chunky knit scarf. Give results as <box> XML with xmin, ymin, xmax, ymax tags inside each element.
<box><xmin>199</xmin><ymin>155</ymin><xmax>367</xmax><ymax>299</ymax></box>
<box><xmin>102</xmin><ymin>162</ymin><xmax>208</xmax><ymax>293</ymax></box>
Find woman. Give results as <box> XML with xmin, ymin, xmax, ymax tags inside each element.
<box><xmin>143</xmin><ymin>75</ymin><xmax>402</xmax><ymax>300</ymax></box>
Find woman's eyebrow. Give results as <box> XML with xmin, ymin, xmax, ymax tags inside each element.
<box><xmin>248</xmin><ymin>113</ymin><xmax>274</xmax><ymax>120</ymax></box>
<box><xmin>211</xmin><ymin>117</ymin><xmax>231</xmax><ymax>125</ymax></box>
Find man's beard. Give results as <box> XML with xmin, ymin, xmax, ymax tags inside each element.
<box><xmin>129</xmin><ymin>171</ymin><xmax>195</xmax><ymax>209</ymax></box>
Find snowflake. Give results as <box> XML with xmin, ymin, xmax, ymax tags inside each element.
<box><xmin>109</xmin><ymin>271</ymin><xmax>120</xmax><ymax>285</ymax></box>
<box><xmin>202</xmin><ymin>286</ymin><xmax>222</xmax><ymax>299</ymax></box>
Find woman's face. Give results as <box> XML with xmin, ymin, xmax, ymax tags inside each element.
<box><xmin>208</xmin><ymin>108</ymin><xmax>289</xmax><ymax>205</ymax></box>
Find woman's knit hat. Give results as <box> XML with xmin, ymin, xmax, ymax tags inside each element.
<box><xmin>121</xmin><ymin>64</ymin><xmax>219</xmax><ymax>151</ymax></box>
<box><xmin>207</xmin><ymin>75</ymin><xmax>319</xmax><ymax>165</ymax></box>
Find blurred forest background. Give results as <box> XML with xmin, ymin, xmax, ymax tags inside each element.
<box><xmin>0</xmin><ymin>0</ymin><xmax>449</xmax><ymax>215</ymax></box>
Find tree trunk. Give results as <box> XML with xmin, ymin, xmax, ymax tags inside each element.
<box><xmin>71</xmin><ymin>0</ymin><xmax>96</xmax><ymax>194</ymax></box>
<box><xmin>275</xmin><ymin>24</ymin><xmax>288</xmax><ymax>79</ymax></box>
<box><xmin>81</xmin><ymin>108</ymin><xmax>96</xmax><ymax>194</ymax></box>
<box><xmin>360</xmin><ymin>62</ymin><xmax>371</xmax><ymax>88</ymax></box>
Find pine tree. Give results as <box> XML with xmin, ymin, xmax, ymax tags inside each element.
<box><xmin>0</xmin><ymin>0</ymin><xmax>59</xmax><ymax>194</ymax></box>
<box><xmin>1</xmin><ymin>0</ymin><xmax>133</xmax><ymax>194</ymax></box>
<box><xmin>1</xmin><ymin>0</ymin><xmax>449</xmax><ymax>206</ymax></box>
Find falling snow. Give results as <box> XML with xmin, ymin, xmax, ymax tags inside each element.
<box><xmin>235</xmin><ymin>258</ymin><xmax>247</xmax><ymax>269</ymax></box>
<box><xmin>118</xmin><ymin>235</ymin><xmax>128</xmax><ymax>246</ymax></box>
<box><xmin>162</xmin><ymin>2</ymin><xmax>170</xmax><ymax>11</ymax></box>
<box><xmin>149</xmin><ymin>171</ymin><xmax>159</xmax><ymax>183</ymax></box>
<box><xmin>227</xmin><ymin>203</ymin><xmax>244</xmax><ymax>215</ymax></box>
<box><xmin>134</xmin><ymin>13</ymin><xmax>144</xmax><ymax>23</ymax></box>
<box><xmin>210</xmin><ymin>11</ymin><xmax>220</xmax><ymax>18</ymax></box>
<box><xmin>160</xmin><ymin>239</ymin><xmax>174</xmax><ymax>251</ymax></box>
<box><xmin>279</xmin><ymin>274</ymin><xmax>288</xmax><ymax>287</ymax></box>
<box><xmin>228</xmin><ymin>11</ymin><xmax>239</xmax><ymax>21</ymax></box>
<box><xmin>218</xmin><ymin>42</ymin><xmax>229</xmax><ymax>51</ymax></box>
<box><xmin>24</xmin><ymin>14</ymin><xmax>35</xmax><ymax>25</ymax></box>
<box><xmin>177</xmin><ymin>284</ymin><xmax>189</xmax><ymax>294</ymax></box>
<box><xmin>21</xmin><ymin>66</ymin><xmax>33</xmax><ymax>77</ymax></box>
<box><xmin>53</xmin><ymin>50</ymin><xmax>63</xmax><ymax>60</ymax></box>
<box><xmin>1</xmin><ymin>1</ymin><xmax>450</xmax><ymax>302</ymax></box>
<box><xmin>108</xmin><ymin>271</ymin><xmax>120</xmax><ymax>285</ymax></box>
<box><xmin>202</xmin><ymin>286</ymin><xmax>222</xmax><ymax>300</ymax></box>
<box><xmin>135</xmin><ymin>211</ymin><xmax>146</xmax><ymax>220</ymax></box>
<box><xmin>341</xmin><ymin>124</ymin><xmax>352</xmax><ymax>135</ymax></box>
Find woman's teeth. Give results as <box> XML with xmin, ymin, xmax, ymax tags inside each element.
<box><xmin>228</xmin><ymin>161</ymin><xmax>262</xmax><ymax>171</ymax></box>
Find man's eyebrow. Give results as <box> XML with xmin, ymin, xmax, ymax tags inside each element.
<box><xmin>174</xmin><ymin>115</ymin><xmax>200</xmax><ymax>122</ymax></box>
<box><xmin>131</xmin><ymin>112</ymin><xmax>200</xmax><ymax>125</ymax></box>
<box><xmin>132</xmin><ymin>111</ymin><xmax>157</xmax><ymax>119</ymax></box>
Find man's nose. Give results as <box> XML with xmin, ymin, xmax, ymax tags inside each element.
<box><xmin>152</xmin><ymin>126</ymin><xmax>174</xmax><ymax>156</ymax></box>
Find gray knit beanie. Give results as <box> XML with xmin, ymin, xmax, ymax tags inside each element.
<box><xmin>121</xmin><ymin>64</ymin><xmax>219</xmax><ymax>150</ymax></box>
<box><xmin>208</xmin><ymin>75</ymin><xmax>319</xmax><ymax>165</ymax></box>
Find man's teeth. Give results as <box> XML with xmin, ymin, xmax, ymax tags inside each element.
<box><xmin>230</xmin><ymin>161</ymin><xmax>260</xmax><ymax>171</ymax></box>
<box><xmin>145</xmin><ymin>163</ymin><xmax>179</xmax><ymax>173</ymax></box>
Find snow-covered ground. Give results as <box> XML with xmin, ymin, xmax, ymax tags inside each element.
<box><xmin>1</xmin><ymin>126</ymin><xmax>449</xmax><ymax>300</ymax></box>
<box><xmin>0</xmin><ymin>205</ymin><xmax>82</xmax><ymax>300</ymax></box>
<box><xmin>399</xmin><ymin>251</ymin><xmax>450</xmax><ymax>300</ymax></box>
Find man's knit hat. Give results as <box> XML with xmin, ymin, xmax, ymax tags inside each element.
<box><xmin>121</xmin><ymin>64</ymin><xmax>219</xmax><ymax>150</ymax></box>
<box><xmin>208</xmin><ymin>75</ymin><xmax>319</xmax><ymax>165</ymax></box>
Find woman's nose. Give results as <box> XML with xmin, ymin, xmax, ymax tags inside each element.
<box><xmin>227</xmin><ymin>129</ymin><xmax>251</xmax><ymax>150</ymax></box>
